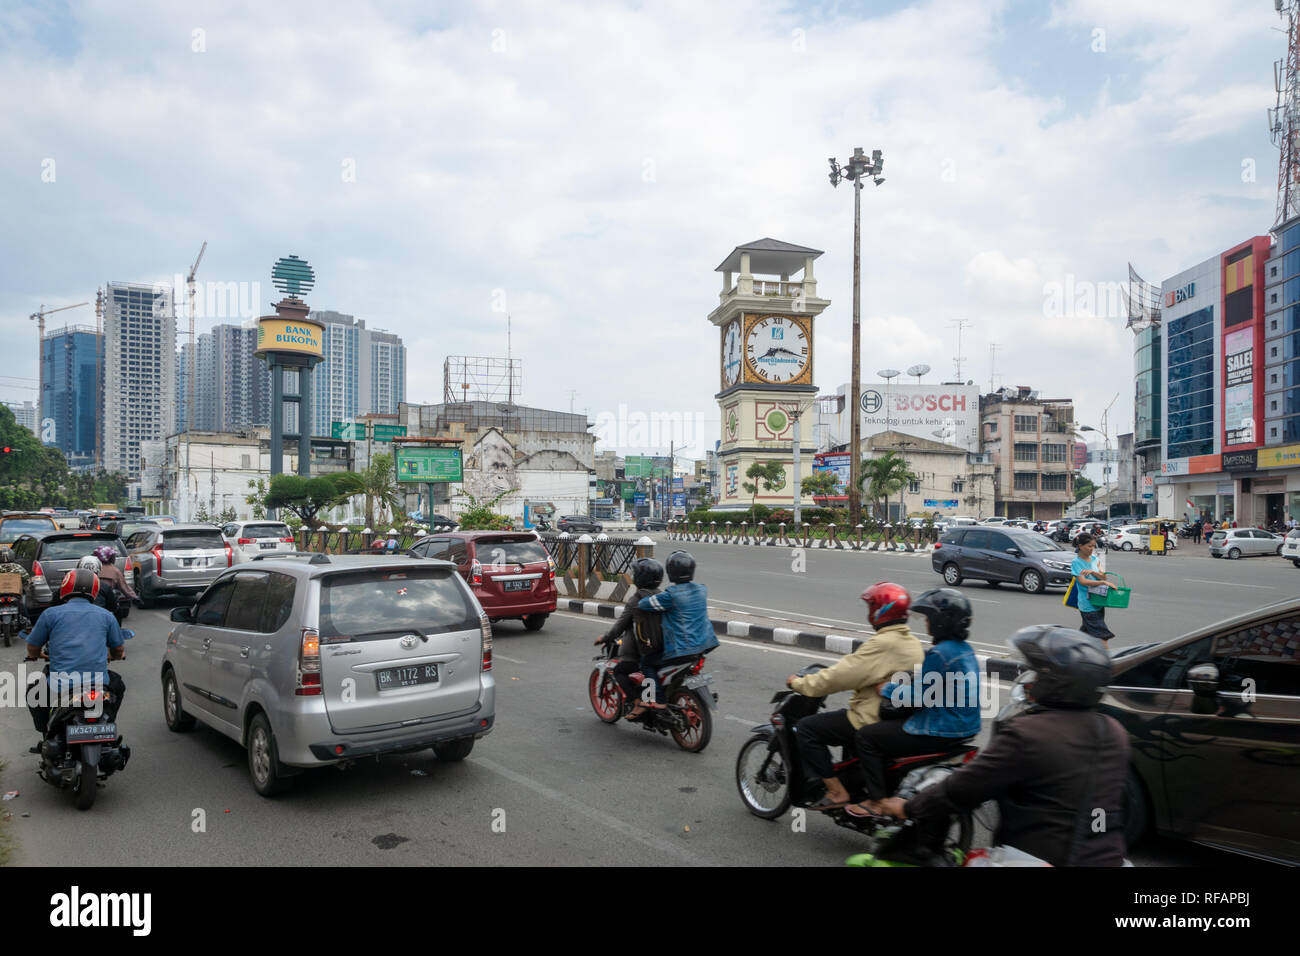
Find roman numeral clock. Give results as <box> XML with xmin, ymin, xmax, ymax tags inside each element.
<box><xmin>708</xmin><ymin>239</ymin><xmax>830</xmax><ymax>510</ymax></box>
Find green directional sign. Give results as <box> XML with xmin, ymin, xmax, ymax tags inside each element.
<box><xmin>332</xmin><ymin>421</ymin><xmax>365</xmax><ymax>440</ymax></box>
<box><xmin>395</xmin><ymin>446</ymin><xmax>463</xmax><ymax>482</ymax></box>
<box><xmin>625</xmin><ymin>456</ymin><xmax>651</xmax><ymax>478</ymax></box>
<box><xmin>373</xmin><ymin>424</ymin><xmax>407</xmax><ymax>442</ymax></box>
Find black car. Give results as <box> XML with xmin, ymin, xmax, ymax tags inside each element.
<box><xmin>998</xmin><ymin>598</ymin><xmax>1300</xmax><ymax>864</ymax></box>
<box><xmin>426</xmin><ymin>513</ymin><xmax>457</xmax><ymax>531</ymax></box>
<box><xmin>636</xmin><ymin>517</ymin><xmax>668</xmax><ymax>531</ymax></box>
<box><xmin>932</xmin><ymin>526</ymin><xmax>1074</xmax><ymax>594</ymax></box>
<box><xmin>556</xmin><ymin>515</ymin><xmax>603</xmax><ymax>534</ymax></box>
<box><xmin>10</xmin><ymin>530</ymin><xmax>131</xmax><ymax>620</ymax></box>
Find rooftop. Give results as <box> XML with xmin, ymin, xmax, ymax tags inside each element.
<box><xmin>715</xmin><ymin>238</ymin><xmax>823</xmax><ymax>275</ymax></box>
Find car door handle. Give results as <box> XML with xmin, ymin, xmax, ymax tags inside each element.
<box><xmin>202</xmin><ymin>638</ymin><xmax>212</xmax><ymax>651</ymax></box>
<box><xmin>239</xmin><ymin>645</ymin><xmax>251</xmax><ymax>658</ymax></box>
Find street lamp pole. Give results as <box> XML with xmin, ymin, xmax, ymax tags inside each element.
<box><xmin>829</xmin><ymin>147</ymin><xmax>884</xmax><ymax>528</ymax></box>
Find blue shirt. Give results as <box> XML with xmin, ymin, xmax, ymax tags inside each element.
<box><xmin>1071</xmin><ymin>554</ymin><xmax>1104</xmax><ymax>613</ymax></box>
<box><xmin>880</xmin><ymin>639</ymin><xmax>982</xmax><ymax>738</ymax></box>
<box><xmin>26</xmin><ymin>597</ymin><xmax>123</xmax><ymax>691</ymax></box>
<box><xmin>638</xmin><ymin>581</ymin><xmax>719</xmax><ymax>659</ymax></box>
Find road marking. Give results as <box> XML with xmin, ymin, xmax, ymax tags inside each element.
<box><xmin>718</xmin><ymin>637</ymin><xmax>839</xmax><ymax>660</ymax></box>
<box><xmin>709</xmin><ymin>600</ymin><xmax>874</xmax><ymax>632</ymax></box>
<box><xmin>495</xmin><ymin>654</ymin><xmax>527</xmax><ymax>664</ymax></box>
<box><xmin>474</xmin><ymin>757</ymin><xmax>703</xmax><ymax>864</ymax></box>
<box><xmin>1184</xmin><ymin>579</ymin><xmax>1275</xmax><ymax>590</ymax></box>
<box><xmin>724</xmin><ymin>714</ymin><xmax>763</xmax><ymax>727</ymax></box>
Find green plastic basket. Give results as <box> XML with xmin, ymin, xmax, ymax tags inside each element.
<box><xmin>1098</xmin><ymin>573</ymin><xmax>1130</xmax><ymax>609</ymax></box>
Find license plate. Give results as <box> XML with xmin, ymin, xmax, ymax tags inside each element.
<box><xmin>66</xmin><ymin>722</ymin><xmax>117</xmax><ymax>743</ymax></box>
<box><xmin>376</xmin><ymin>663</ymin><xmax>440</xmax><ymax>690</ymax></box>
<box><xmin>683</xmin><ymin>672</ymin><xmax>713</xmax><ymax>689</ymax></box>
<box><xmin>182</xmin><ymin>557</ymin><xmax>206</xmax><ymax>567</ymax></box>
<box><xmin>259</xmin><ymin>542</ymin><xmax>275</xmax><ymax>549</ymax></box>
<box><xmin>503</xmin><ymin>579</ymin><xmax>530</xmax><ymax>592</ymax></box>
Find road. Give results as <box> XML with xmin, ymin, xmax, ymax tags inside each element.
<box><xmin>0</xmin><ymin>597</ymin><xmax>1272</xmax><ymax>867</ymax></box>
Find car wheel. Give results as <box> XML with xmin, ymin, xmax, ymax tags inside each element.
<box><xmin>135</xmin><ymin>572</ymin><xmax>154</xmax><ymax>609</ymax></box>
<box><xmin>162</xmin><ymin>667</ymin><xmax>196</xmax><ymax>732</ymax></box>
<box><xmin>1228</xmin><ymin>547</ymin><xmax>1241</xmax><ymax>560</ymax></box>
<box><xmin>1020</xmin><ymin>569</ymin><xmax>1045</xmax><ymax>594</ymax></box>
<box><xmin>1122</xmin><ymin>541</ymin><xmax>1133</xmax><ymax>551</ymax></box>
<box><xmin>1293</xmin><ymin>559</ymin><xmax>1300</xmax><ymax>568</ymax></box>
<box><xmin>247</xmin><ymin>712</ymin><xmax>292</xmax><ymax>796</ymax></box>
<box><xmin>433</xmin><ymin>738</ymin><xmax>475</xmax><ymax>762</ymax></box>
<box><xmin>942</xmin><ymin>563</ymin><xmax>963</xmax><ymax>586</ymax></box>
<box><xmin>1277</xmin><ymin>545</ymin><xmax>1283</xmax><ymax>556</ymax></box>
<box><xmin>1123</xmin><ymin>768</ymin><xmax>1149</xmax><ymax>850</ymax></box>
<box><xmin>523</xmin><ymin>613</ymin><xmax>547</xmax><ymax>632</ymax></box>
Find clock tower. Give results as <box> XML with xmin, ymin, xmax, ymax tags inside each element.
<box><xmin>710</xmin><ymin>238</ymin><xmax>830</xmax><ymax>510</ymax></box>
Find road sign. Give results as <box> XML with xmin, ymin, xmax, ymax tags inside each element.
<box><xmin>373</xmin><ymin>424</ymin><xmax>407</xmax><ymax>442</ymax></box>
<box><xmin>625</xmin><ymin>456</ymin><xmax>651</xmax><ymax>478</ymax></box>
<box><xmin>331</xmin><ymin>421</ymin><xmax>365</xmax><ymax>440</ymax></box>
<box><xmin>395</xmin><ymin>446</ymin><xmax>463</xmax><ymax>482</ymax></box>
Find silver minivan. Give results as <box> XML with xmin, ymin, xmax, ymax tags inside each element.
<box><xmin>160</xmin><ymin>554</ymin><xmax>495</xmax><ymax>795</ymax></box>
<box><xmin>128</xmin><ymin>523</ymin><xmax>232</xmax><ymax>607</ymax></box>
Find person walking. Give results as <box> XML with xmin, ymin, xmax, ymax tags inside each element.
<box><xmin>1070</xmin><ymin>533</ymin><xmax>1114</xmax><ymax>645</ymax></box>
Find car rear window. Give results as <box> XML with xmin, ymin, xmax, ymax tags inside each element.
<box><xmin>473</xmin><ymin>538</ymin><xmax>549</xmax><ymax>566</ymax></box>
<box><xmin>164</xmin><ymin>530</ymin><xmax>226</xmax><ymax>549</ymax></box>
<box><xmin>318</xmin><ymin>568</ymin><xmax>478</xmax><ymax>638</ymax></box>
<box><xmin>240</xmin><ymin>524</ymin><xmax>291</xmax><ymax>539</ymax></box>
<box><xmin>1</xmin><ymin>518</ymin><xmax>57</xmax><ymax>540</ymax></box>
<box><xmin>37</xmin><ymin>536</ymin><xmax>123</xmax><ymax>560</ymax></box>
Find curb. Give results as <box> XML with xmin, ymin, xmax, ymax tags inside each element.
<box><xmin>557</xmin><ymin>598</ymin><xmax>1022</xmax><ymax>681</ymax></box>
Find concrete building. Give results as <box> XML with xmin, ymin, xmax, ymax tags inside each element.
<box><xmin>103</xmin><ymin>282</ymin><xmax>176</xmax><ymax>479</ymax></box>
<box><xmin>179</xmin><ymin>323</ymin><xmax>271</xmax><ymax>434</ymax></box>
<box><xmin>863</xmin><ymin>430</ymin><xmax>995</xmax><ymax>522</ymax></box>
<box><xmin>979</xmin><ymin>387</ymin><xmax>1075</xmax><ymax>520</ymax></box>
<box><xmin>5</xmin><ymin>400</ymin><xmax>37</xmax><ymax>435</ymax></box>
<box><xmin>40</xmin><ymin>324</ymin><xmax>100</xmax><ymax>470</ymax></box>
<box><xmin>310</xmin><ymin>311</ymin><xmax>406</xmax><ymax>438</ymax></box>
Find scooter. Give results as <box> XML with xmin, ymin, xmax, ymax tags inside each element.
<box><xmin>588</xmin><ymin>643</ymin><xmax>716</xmax><ymax>752</ymax></box>
<box><xmin>735</xmin><ymin>663</ymin><xmax>978</xmax><ymax>860</ymax></box>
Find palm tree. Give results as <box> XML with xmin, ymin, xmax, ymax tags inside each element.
<box><xmin>356</xmin><ymin>453</ymin><xmax>402</xmax><ymax>529</ymax></box>
<box><xmin>858</xmin><ymin>451</ymin><xmax>917</xmax><ymax>523</ymax></box>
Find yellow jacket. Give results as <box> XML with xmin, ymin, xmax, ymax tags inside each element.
<box><xmin>789</xmin><ymin>622</ymin><xmax>925</xmax><ymax>729</ymax></box>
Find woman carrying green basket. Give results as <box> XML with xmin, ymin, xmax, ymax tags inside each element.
<box><xmin>1065</xmin><ymin>533</ymin><xmax>1115</xmax><ymax>645</ymax></box>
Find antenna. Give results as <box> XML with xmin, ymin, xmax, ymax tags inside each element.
<box><xmin>1272</xmin><ymin>2</ymin><xmax>1300</xmax><ymax>226</ymax></box>
<box><xmin>506</xmin><ymin>314</ymin><xmax>513</xmax><ymax>408</ymax></box>
<box><xmin>988</xmin><ymin>342</ymin><xmax>1000</xmax><ymax>394</ymax></box>
<box><xmin>567</xmin><ymin>389</ymin><xmax>578</xmax><ymax>414</ymax></box>
<box><xmin>949</xmin><ymin>318</ymin><xmax>971</xmax><ymax>381</ymax></box>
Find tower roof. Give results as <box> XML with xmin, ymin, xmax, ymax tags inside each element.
<box><xmin>715</xmin><ymin>238</ymin><xmax>823</xmax><ymax>275</ymax></box>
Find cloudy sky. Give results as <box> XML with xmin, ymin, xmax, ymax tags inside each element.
<box><xmin>0</xmin><ymin>0</ymin><xmax>1285</xmax><ymax>463</ymax></box>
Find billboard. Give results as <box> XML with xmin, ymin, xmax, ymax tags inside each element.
<box><xmin>835</xmin><ymin>383</ymin><xmax>980</xmax><ymax>452</ymax></box>
<box><xmin>395</xmin><ymin>446</ymin><xmax>463</xmax><ymax>482</ymax></box>
<box><xmin>812</xmin><ymin>452</ymin><xmax>851</xmax><ymax>495</ymax></box>
<box><xmin>1223</xmin><ymin>326</ymin><xmax>1255</xmax><ymax>447</ymax></box>
<box><xmin>255</xmin><ymin>317</ymin><xmax>324</xmax><ymax>357</ymax></box>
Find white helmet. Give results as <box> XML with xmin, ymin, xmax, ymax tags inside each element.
<box><xmin>77</xmin><ymin>555</ymin><xmax>102</xmax><ymax>575</ymax></box>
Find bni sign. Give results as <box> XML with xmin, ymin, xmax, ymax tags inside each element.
<box><xmin>1164</xmin><ymin>282</ymin><xmax>1195</xmax><ymax>307</ymax></box>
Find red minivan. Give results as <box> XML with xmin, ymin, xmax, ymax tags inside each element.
<box><xmin>410</xmin><ymin>531</ymin><xmax>557</xmax><ymax>630</ymax></box>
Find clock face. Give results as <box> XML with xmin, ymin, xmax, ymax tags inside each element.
<box><xmin>722</xmin><ymin>321</ymin><xmax>742</xmax><ymax>386</ymax></box>
<box><xmin>746</xmin><ymin>316</ymin><xmax>809</xmax><ymax>384</ymax></box>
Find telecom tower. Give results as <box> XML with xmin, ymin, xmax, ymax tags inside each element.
<box><xmin>1270</xmin><ymin>0</ymin><xmax>1300</xmax><ymax>227</ymax></box>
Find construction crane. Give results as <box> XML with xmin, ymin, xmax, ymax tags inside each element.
<box><xmin>30</xmin><ymin>301</ymin><xmax>89</xmax><ymax>431</ymax></box>
<box><xmin>185</xmin><ymin>241</ymin><xmax>207</xmax><ymax>432</ymax></box>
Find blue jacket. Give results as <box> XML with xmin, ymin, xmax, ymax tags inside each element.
<box><xmin>638</xmin><ymin>581</ymin><xmax>718</xmax><ymax>660</ymax></box>
<box><xmin>26</xmin><ymin>596</ymin><xmax>123</xmax><ymax>690</ymax></box>
<box><xmin>879</xmin><ymin>638</ymin><xmax>981</xmax><ymax>738</ymax></box>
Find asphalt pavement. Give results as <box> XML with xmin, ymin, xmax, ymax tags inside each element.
<box><xmin>0</xmin><ymin>597</ymin><xmax>1269</xmax><ymax>867</ymax></box>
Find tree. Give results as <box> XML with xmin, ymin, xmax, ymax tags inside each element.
<box><xmin>245</xmin><ymin>478</ymin><xmax>268</xmax><ymax>519</ymax></box>
<box><xmin>1074</xmin><ymin>472</ymin><xmax>1095</xmax><ymax>503</ymax></box>
<box><xmin>801</xmin><ymin>470</ymin><xmax>839</xmax><ymax>499</ymax></box>
<box><xmin>859</xmin><ymin>452</ymin><xmax>917</xmax><ymax>522</ymax></box>
<box><xmin>263</xmin><ymin>473</ymin><xmax>353</xmax><ymax>528</ymax></box>
<box><xmin>741</xmin><ymin>461</ymin><xmax>784</xmax><ymax>516</ymax></box>
<box><xmin>354</xmin><ymin>452</ymin><xmax>401</xmax><ymax>530</ymax></box>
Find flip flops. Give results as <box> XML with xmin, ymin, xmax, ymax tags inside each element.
<box><xmin>808</xmin><ymin>796</ymin><xmax>852</xmax><ymax>812</ymax></box>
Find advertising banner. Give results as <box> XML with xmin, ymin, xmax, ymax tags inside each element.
<box><xmin>1222</xmin><ymin>449</ymin><xmax>1257</xmax><ymax>471</ymax></box>
<box><xmin>812</xmin><ymin>452</ymin><xmax>851</xmax><ymax>495</ymax></box>
<box><xmin>1258</xmin><ymin>443</ymin><xmax>1300</xmax><ymax>468</ymax></box>
<box><xmin>923</xmin><ymin>499</ymin><xmax>959</xmax><ymax>509</ymax></box>
<box><xmin>624</xmin><ymin>456</ymin><xmax>651</xmax><ymax>478</ymax></box>
<box><xmin>1224</xmin><ymin>327</ymin><xmax>1255</xmax><ymax>446</ymax></box>
<box><xmin>835</xmin><ymin>383</ymin><xmax>980</xmax><ymax>452</ymax></box>
<box><xmin>1142</xmin><ymin>475</ymin><xmax>1153</xmax><ymax>500</ymax></box>
<box><xmin>255</xmin><ymin>317</ymin><xmax>324</xmax><ymax>357</ymax></box>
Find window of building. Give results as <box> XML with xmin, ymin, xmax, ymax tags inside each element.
<box><xmin>1013</xmin><ymin>471</ymin><xmax>1038</xmax><ymax>491</ymax></box>
<box><xmin>1013</xmin><ymin>415</ymin><xmax>1037</xmax><ymax>433</ymax></box>
<box><xmin>908</xmin><ymin>480</ymin><xmax>921</xmax><ymax>494</ymax></box>
<box><xmin>1013</xmin><ymin>442</ymin><xmax>1038</xmax><ymax>462</ymax></box>
<box><xmin>1041</xmin><ymin>473</ymin><xmax>1069</xmax><ymax>491</ymax></box>
<box><xmin>1042</xmin><ymin>443</ymin><xmax>1067</xmax><ymax>463</ymax></box>
<box><xmin>951</xmin><ymin>479</ymin><xmax>964</xmax><ymax>494</ymax></box>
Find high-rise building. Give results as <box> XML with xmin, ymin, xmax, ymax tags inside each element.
<box><xmin>179</xmin><ymin>323</ymin><xmax>269</xmax><ymax>433</ymax></box>
<box><xmin>40</xmin><ymin>324</ymin><xmax>101</xmax><ymax>470</ymax></box>
<box><xmin>103</xmin><ymin>281</ymin><xmax>176</xmax><ymax>479</ymax></box>
<box><xmin>5</xmin><ymin>400</ymin><xmax>38</xmax><ymax>436</ymax></box>
<box><xmin>309</xmin><ymin>310</ymin><xmax>406</xmax><ymax>437</ymax></box>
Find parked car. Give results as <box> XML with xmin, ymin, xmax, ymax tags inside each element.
<box><xmin>0</xmin><ymin>512</ymin><xmax>60</xmax><ymax>545</ymax></box>
<box><xmin>127</xmin><ymin>523</ymin><xmax>233</xmax><ymax>607</ymax></box>
<box><xmin>10</xmin><ymin>530</ymin><xmax>131</xmax><ymax>621</ymax></box>
<box><xmin>556</xmin><ymin>515</ymin><xmax>603</xmax><ymax>534</ymax></box>
<box><xmin>949</xmin><ymin>515</ymin><xmax>979</xmax><ymax>527</ymax></box>
<box><xmin>161</xmin><ymin>553</ymin><xmax>495</xmax><ymax>795</ymax></box>
<box><xmin>636</xmin><ymin>517</ymin><xmax>668</xmax><ymax>531</ymax></box>
<box><xmin>932</xmin><ymin>527</ymin><xmax>1074</xmax><ymax>594</ymax></box>
<box><xmin>222</xmin><ymin>520</ymin><xmax>297</xmax><ymax>564</ymax></box>
<box><xmin>979</xmin><ymin>516</ymin><xmax>1008</xmax><ymax>526</ymax></box>
<box><xmin>1071</xmin><ymin>598</ymin><xmax>1300</xmax><ymax>863</ymax></box>
<box><xmin>1105</xmin><ymin>525</ymin><xmax>1152</xmax><ymax>552</ymax></box>
<box><xmin>409</xmin><ymin>531</ymin><xmax>557</xmax><ymax>631</ymax></box>
<box><xmin>1208</xmin><ymin>528</ymin><xmax>1283</xmax><ymax>559</ymax></box>
<box><xmin>426</xmin><ymin>513</ymin><xmax>457</xmax><ymax>531</ymax></box>
<box><xmin>1282</xmin><ymin>529</ymin><xmax>1300</xmax><ymax>567</ymax></box>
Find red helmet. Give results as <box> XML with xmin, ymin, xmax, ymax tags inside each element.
<box><xmin>59</xmin><ymin>568</ymin><xmax>100</xmax><ymax>602</ymax></box>
<box><xmin>862</xmin><ymin>581</ymin><xmax>910</xmax><ymax>628</ymax></box>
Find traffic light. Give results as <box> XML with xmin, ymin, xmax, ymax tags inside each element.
<box><xmin>1</xmin><ymin>447</ymin><xmax>10</xmax><ymax>454</ymax></box>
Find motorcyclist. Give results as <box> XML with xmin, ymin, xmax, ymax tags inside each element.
<box><xmin>637</xmin><ymin>551</ymin><xmax>719</xmax><ymax>702</ymax></box>
<box><xmin>24</xmin><ymin>568</ymin><xmax>126</xmax><ymax>741</ymax></box>
<box><xmin>0</xmin><ymin>546</ymin><xmax>31</xmax><ymax>587</ymax></box>
<box><xmin>847</xmin><ymin>587</ymin><xmax>980</xmax><ymax>818</ymax></box>
<box><xmin>874</xmin><ymin>625</ymin><xmax>1129</xmax><ymax>866</ymax></box>
<box><xmin>597</xmin><ymin>557</ymin><xmax>666</xmax><ymax>720</ymax></box>
<box><xmin>91</xmin><ymin>545</ymin><xmax>137</xmax><ymax>604</ymax></box>
<box><xmin>784</xmin><ymin>582</ymin><xmax>925</xmax><ymax>810</ymax></box>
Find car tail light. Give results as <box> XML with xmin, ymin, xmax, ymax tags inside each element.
<box><xmin>546</xmin><ymin>555</ymin><xmax>556</xmax><ymax>580</ymax></box>
<box><xmin>32</xmin><ymin>560</ymin><xmax>44</xmax><ymax>581</ymax></box>
<box><xmin>225</xmin><ymin>544</ymin><xmax>233</xmax><ymax>567</ymax></box>
<box><xmin>238</xmin><ymin>537</ymin><xmax>254</xmax><ymax>545</ymax></box>
<box><xmin>281</xmin><ymin>536</ymin><xmax>295</xmax><ymax>544</ymax></box>
<box><xmin>152</xmin><ymin>544</ymin><xmax>163</xmax><ymax>568</ymax></box>
<box><xmin>470</xmin><ymin>559</ymin><xmax>483</xmax><ymax>587</ymax></box>
<box><xmin>295</xmin><ymin>627</ymin><xmax>322</xmax><ymax>696</ymax></box>
<box><xmin>480</xmin><ymin>613</ymin><xmax>493</xmax><ymax>672</ymax></box>
<box><xmin>933</xmin><ymin>542</ymin><xmax>942</xmax><ymax>550</ymax></box>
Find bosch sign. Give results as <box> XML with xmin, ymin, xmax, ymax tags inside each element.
<box><xmin>861</xmin><ymin>390</ymin><xmax>969</xmax><ymax>413</ymax></box>
<box><xmin>845</xmin><ymin>383</ymin><xmax>980</xmax><ymax>453</ymax></box>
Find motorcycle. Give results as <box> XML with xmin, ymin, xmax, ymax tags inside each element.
<box><xmin>735</xmin><ymin>663</ymin><xmax>979</xmax><ymax>861</ymax></box>
<box><xmin>0</xmin><ymin>592</ymin><xmax>21</xmax><ymax>647</ymax></box>
<box><xmin>588</xmin><ymin>643</ymin><xmax>716</xmax><ymax>752</ymax></box>
<box><xmin>32</xmin><ymin>653</ymin><xmax>131</xmax><ymax>810</ymax></box>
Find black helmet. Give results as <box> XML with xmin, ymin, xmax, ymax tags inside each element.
<box><xmin>631</xmin><ymin>557</ymin><xmax>664</xmax><ymax>589</ymax></box>
<box><xmin>665</xmin><ymin>550</ymin><xmax>696</xmax><ymax>583</ymax></box>
<box><xmin>912</xmin><ymin>588</ymin><xmax>972</xmax><ymax>642</ymax></box>
<box><xmin>1010</xmin><ymin>625</ymin><xmax>1111</xmax><ymax>708</ymax></box>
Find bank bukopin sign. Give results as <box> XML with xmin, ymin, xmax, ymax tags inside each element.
<box><xmin>255</xmin><ymin>317</ymin><xmax>324</xmax><ymax>357</ymax></box>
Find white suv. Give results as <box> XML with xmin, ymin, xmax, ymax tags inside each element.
<box><xmin>222</xmin><ymin>520</ymin><xmax>297</xmax><ymax>564</ymax></box>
